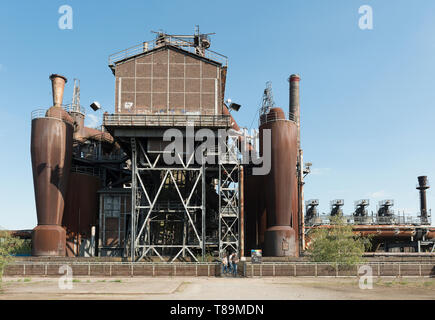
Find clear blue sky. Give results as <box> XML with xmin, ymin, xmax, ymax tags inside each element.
<box><xmin>1</xmin><ymin>0</ymin><xmax>435</xmax><ymax>229</ymax></box>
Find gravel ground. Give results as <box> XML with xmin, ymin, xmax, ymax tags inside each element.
<box><xmin>0</xmin><ymin>276</ymin><xmax>434</xmax><ymax>300</ymax></box>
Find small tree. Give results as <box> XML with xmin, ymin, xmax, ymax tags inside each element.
<box><xmin>307</xmin><ymin>216</ymin><xmax>371</xmax><ymax>266</ymax></box>
<box><xmin>0</xmin><ymin>231</ymin><xmax>24</xmax><ymax>283</ymax></box>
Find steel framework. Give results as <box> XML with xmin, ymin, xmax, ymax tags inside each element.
<box><xmin>127</xmin><ymin>131</ymin><xmax>241</xmax><ymax>262</ymax></box>
<box><xmin>218</xmin><ymin>133</ymin><xmax>241</xmax><ymax>258</ymax></box>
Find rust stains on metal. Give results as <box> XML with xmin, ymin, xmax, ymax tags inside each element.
<box><xmin>49</xmin><ymin>74</ymin><xmax>67</xmax><ymax>107</ymax></box>
<box><xmin>260</xmin><ymin>107</ymin><xmax>298</xmax><ymax>256</ymax></box>
<box><xmin>31</xmin><ymin>74</ymin><xmax>73</xmax><ymax>256</ymax></box>
<box><xmin>63</xmin><ymin>172</ymin><xmax>101</xmax><ymax>257</ymax></box>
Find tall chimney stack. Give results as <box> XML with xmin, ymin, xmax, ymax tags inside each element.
<box><xmin>289</xmin><ymin>74</ymin><xmax>301</xmax><ymax>149</ymax></box>
<box><xmin>417</xmin><ymin>176</ymin><xmax>430</xmax><ymax>224</ymax></box>
<box><xmin>49</xmin><ymin>74</ymin><xmax>67</xmax><ymax>107</ymax></box>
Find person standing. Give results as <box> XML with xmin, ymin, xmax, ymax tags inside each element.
<box><xmin>231</xmin><ymin>253</ymin><xmax>239</xmax><ymax>277</ymax></box>
<box><xmin>228</xmin><ymin>252</ymin><xmax>234</xmax><ymax>274</ymax></box>
<box><xmin>222</xmin><ymin>254</ymin><xmax>228</xmax><ymax>275</ymax></box>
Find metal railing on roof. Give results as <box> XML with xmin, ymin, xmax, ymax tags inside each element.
<box><xmin>31</xmin><ymin>105</ymin><xmax>85</xmax><ymax>120</ymax></box>
<box><xmin>64</xmin><ymin>103</ymin><xmax>86</xmax><ymax>115</ymax></box>
<box><xmin>259</xmin><ymin>111</ymin><xmax>296</xmax><ymax>126</ymax></box>
<box><xmin>103</xmin><ymin>113</ymin><xmax>231</xmax><ymax>128</ymax></box>
<box><xmin>108</xmin><ymin>36</ymin><xmax>228</xmax><ymax>67</ymax></box>
<box><xmin>305</xmin><ymin>214</ymin><xmax>431</xmax><ymax>226</ymax></box>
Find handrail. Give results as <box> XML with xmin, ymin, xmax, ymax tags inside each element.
<box><xmin>305</xmin><ymin>214</ymin><xmax>432</xmax><ymax>226</ymax></box>
<box><xmin>259</xmin><ymin>112</ymin><xmax>296</xmax><ymax>126</ymax></box>
<box><xmin>108</xmin><ymin>36</ymin><xmax>228</xmax><ymax>67</ymax></box>
<box><xmin>31</xmin><ymin>105</ymin><xmax>85</xmax><ymax>120</ymax></box>
<box><xmin>64</xmin><ymin>103</ymin><xmax>86</xmax><ymax>115</ymax></box>
<box><xmin>103</xmin><ymin>113</ymin><xmax>231</xmax><ymax>128</ymax></box>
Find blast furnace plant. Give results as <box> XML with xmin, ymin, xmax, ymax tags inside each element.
<box><xmin>29</xmin><ymin>29</ymin><xmax>435</xmax><ymax>261</ymax></box>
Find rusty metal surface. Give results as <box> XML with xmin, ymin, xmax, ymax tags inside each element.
<box><xmin>31</xmin><ymin>118</ymin><xmax>73</xmax><ymax>226</ymax></box>
<box><xmin>32</xmin><ymin>225</ymin><xmax>66</xmax><ymax>256</ymax></box>
<box><xmin>291</xmin><ymin>177</ymin><xmax>299</xmax><ymax>256</ymax></box>
<box><xmin>259</xmin><ymin>108</ymin><xmax>298</xmax><ymax>256</ymax></box>
<box><xmin>243</xmin><ymin>175</ymin><xmax>260</xmax><ymax>253</ymax></box>
<box><xmin>289</xmin><ymin>74</ymin><xmax>300</xmax><ymax>148</ymax></box>
<box><xmin>31</xmin><ymin>117</ymin><xmax>73</xmax><ymax>256</ymax></box>
<box><xmin>63</xmin><ymin>172</ymin><xmax>101</xmax><ymax>257</ymax></box>
<box><xmin>31</xmin><ymin>74</ymin><xmax>73</xmax><ymax>256</ymax></box>
<box><xmin>49</xmin><ymin>74</ymin><xmax>67</xmax><ymax>107</ymax></box>
<box><xmin>306</xmin><ymin>225</ymin><xmax>435</xmax><ymax>240</ymax></box>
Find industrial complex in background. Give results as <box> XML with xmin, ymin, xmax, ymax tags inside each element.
<box><xmin>20</xmin><ymin>28</ymin><xmax>435</xmax><ymax>262</ymax></box>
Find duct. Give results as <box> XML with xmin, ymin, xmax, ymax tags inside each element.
<box><xmin>222</xmin><ymin>104</ymin><xmax>255</xmax><ymax>154</ymax></box>
<box><xmin>31</xmin><ymin>74</ymin><xmax>73</xmax><ymax>256</ymax></box>
<box><xmin>45</xmin><ymin>74</ymin><xmax>74</xmax><ymax>126</ymax></box>
<box><xmin>67</xmin><ymin>106</ymin><xmax>120</xmax><ymax>154</ymax></box>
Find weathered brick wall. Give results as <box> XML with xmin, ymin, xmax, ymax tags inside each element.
<box><xmin>114</xmin><ymin>46</ymin><xmax>224</xmax><ymax>115</ymax></box>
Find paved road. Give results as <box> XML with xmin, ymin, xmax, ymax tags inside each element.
<box><xmin>1</xmin><ymin>276</ymin><xmax>434</xmax><ymax>300</ymax></box>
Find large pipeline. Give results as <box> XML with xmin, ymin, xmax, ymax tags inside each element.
<box><xmin>31</xmin><ymin>74</ymin><xmax>73</xmax><ymax>256</ymax></box>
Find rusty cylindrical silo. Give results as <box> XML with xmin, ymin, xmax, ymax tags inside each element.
<box><xmin>31</xmin><ymin>74</ymin><xmax>73</xmax><ymax>256</ymax></box>
<box><xmin>260</xmin><ymin>107</ymin><xmax>298</xmax><ymax>256</ymax></box>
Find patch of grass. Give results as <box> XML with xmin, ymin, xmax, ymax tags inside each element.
<box><xmin>72</xmin><ymin>279</ymin><xmax>80</xmax><ymax>283</ymax></box>
<box><xmin>110</xmin><ymin>279</ymin><xmax>122</xmax><ymax>283</ymax></box>
<box><xmin>16</xmin><ymin>279</ymin><xmax>22</xmax><ymax>282</ymax></box>
<box><xmin>23</xmin><ymin>278</ymin><xmax>31</xmax><ymax>282</ymax></box>
<box><xmin>423</xmin><ymin>281</ymin><xmax>434</xmax><ymax>287</ymax></box>
<box><xmin>86</xmin><ymin>280</ymin><xmax>91</xmax><ymax>283</ymax></box>
<box><xmin>97</xmin><ymin>279</ymin><xmax>106</xmax><ymax>282</ymax></box>
<box><xmin>399</xmin><ymin>280</ymin><xmax>409</xmax><ymax>285</ymax></box>
<box><xmin>384</xmin><ymin>281</ymin><xmax>393</xmax><ymax>287</ymax></box>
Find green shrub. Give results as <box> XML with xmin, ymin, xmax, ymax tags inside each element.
<box><xmin>307</xmin><ymin>216</ymin><xmax>371</xmax><ymax>266</ymax></box>
<box><xmin>0</xmin><ymin>231</ymin><xmax>24</xmax><ymax>283</ymax></box>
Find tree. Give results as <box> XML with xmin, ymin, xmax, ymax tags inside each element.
<box><xmin>0</xmin><ymin>231</ymin><xmax>24</xmax><ymax>283</ymax></box>
<box><xmin>306</xmin><ymin>216</ymin><xmax>371</xmax><ymax>266</ymax></box>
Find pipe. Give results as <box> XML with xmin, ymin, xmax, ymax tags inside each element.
<box><xmin>417</xmin><ymin>176</ymin><xmax>430</xmax><ymax>224</ymax></box>
<box><xmin>289</xmin><ymin>74</ymin><xmax>301</xmax><ymax>148</ymax></box>
<box><xmin>289</xmin><ymin>74</ymin><xmax>302</xmax><ymax>256</ymax></box>
<box><xmin>45</xmin><ymin>74</ymin><xmax>74</xmax><ymax>126</ymax></box>
<box><xmin>222</xmin><ymin>104</ymin><xmax>255</xmax><ymax>154</ymax></box>
<box><xmin>50</xmin><ymin>74</ymin><xmax>67</xmax><ymax>107</ymax></box>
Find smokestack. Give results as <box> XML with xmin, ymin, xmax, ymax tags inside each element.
<box><xmin>289</xmin><ymin>74</ymin><xmax>301</xmax><ymax>149</ymax></box>
<box><xmin>49</xmin><ymin>74</ymin><xmax>67</xmax><ymax>107</ymax></box>
<box><xmin>417</xmin><ymin>176</ymin><xmax>430</xmax><ymax>224</ymax></box>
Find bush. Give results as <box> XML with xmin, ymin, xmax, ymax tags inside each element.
<box><xmin>0</xmin><ymin>231</ymin><xmax>25</xmax><ymax>282</ymax></box>
<box><xmin>307</xmin><ymin>216</ymin><xmax>371</xmax><ymax>266</ymax></box>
